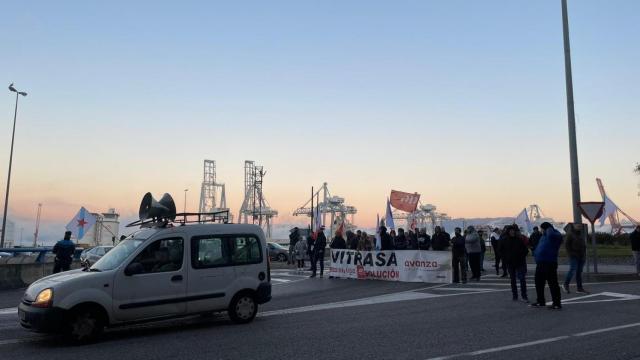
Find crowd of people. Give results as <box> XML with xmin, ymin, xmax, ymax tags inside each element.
<box><xmin>288</xmin><ymin>223</ymin><xmax>640</xmax><ymax>309</ymax></box>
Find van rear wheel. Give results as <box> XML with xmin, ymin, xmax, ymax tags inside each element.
<box><xmin>228</xmin><ymin>293</ymin><xmax>257</xmax><ymax>324</ymax></box>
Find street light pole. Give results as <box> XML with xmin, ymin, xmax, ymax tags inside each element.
<box><xmin>1</xmin><ymin>84</ymin><xmax>27</xmax><ymax>248</ymax></box>
<box><xmin>561</xmin><ymin>0</ymin><xmax>582</xmax><ymax>224</ymax></box>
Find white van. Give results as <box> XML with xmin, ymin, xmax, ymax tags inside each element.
<box><xmin>18</xmin><ymin>223</ymin><xmax>271</xmax><ymax>342</ymax></box>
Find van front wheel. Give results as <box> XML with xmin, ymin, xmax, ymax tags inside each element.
<box><xmin>66</xmin><ymin>307</ymin><xmax>104</xmax><ymax>343</ymax></box>
<box><xmin>228</xmin><ymin>293</ymin><xmax>257</xmax><ymax>324</ymax></box>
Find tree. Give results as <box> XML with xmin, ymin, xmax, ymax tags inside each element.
<box><xmin>635</xmin><ymin>163</ymin><xmax>640</xmax><ymax>174</ymax></box>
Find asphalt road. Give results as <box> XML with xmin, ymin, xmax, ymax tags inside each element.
<box><xmin>1</xmin><ymin>269</ymin><xmax>639</xmax><ymax>360</ymax></box>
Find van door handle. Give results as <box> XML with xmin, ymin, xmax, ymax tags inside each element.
<box><xmin>171</xmin><ymin>275</ymin><xmax>183</xmax><ymax>282</ymax></box>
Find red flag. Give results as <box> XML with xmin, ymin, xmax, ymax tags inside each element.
<box><xmin>390</xmin><ymin>190</ymin><xmax>420</xmax><ymax>213</ymax></box>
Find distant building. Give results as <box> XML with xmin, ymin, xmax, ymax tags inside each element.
<box><xmin>80</xmin><ymin>209</ymin><xmax>120</xmax><ymax>246</ymax></box>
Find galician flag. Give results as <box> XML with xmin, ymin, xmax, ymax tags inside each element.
<box><xmin>66</xmin><ymin>207</ymin><xmax>97</xmax><ymax>240</ymax></box>
<box><xmin>514</xmin><ymin>208</ymin><xmax>533</xmax><ymax>235</ymax></box>
<box><xmin>385</xmin><ymin>198</ymin><xmax>395</xmax><ymax>230</ymax></box>
<box><xmin>599</xmin><ymin>195</ymin><xmax>618</xmax><ymax>226</ymax></box>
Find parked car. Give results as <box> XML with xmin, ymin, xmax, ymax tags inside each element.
<box><xmin>0</xmin><ymin>252</ymin><xmax>12</xmax><ymax>258</ymax></box>
<box><xmin>80</xmin><ymin>246</ymin><xmax>114</xmax><ymax>267</ymax></box>
<box><xmin>18</xmin><ymin>223</ymin><xmax>271</xmax><ymax>342</ymax></box>
<box><xmin>267</xmin><ymin>242</ymin><xmax>288</xmax><ymax>262</ymax></box>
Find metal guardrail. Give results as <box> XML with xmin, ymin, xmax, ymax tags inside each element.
<box><xmin>0</xmin><ymin>247</ymin><xmax>84</xmax><ymax>263</ymax></box>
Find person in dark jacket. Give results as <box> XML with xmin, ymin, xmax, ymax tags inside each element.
<box><xmin>490</xmin><ymin>228</ymin><xmax>506</xmax><ymax>277</ymax></box>
<box><xmin>417</xmin><ymin>228</ymin><xmax>431</xmax><ymax>250</ymax></box>
<box><xmin>329</xmin><ymin>232</ymin><xmax>347</xmax><ymax>250</ymax></box>
<box><xmin>53</xmin><ymin>231</ymin><xmax>75</xmax><ymax>273</ymax></box>
<box><xmin>529</xmin><ymin>226</ymin><xmax>542</xmax><ymax>253</ymax></box>
<box><xmin>407</xmin><ymin>230</ymin><xmax>418</xmax><ymax>250</ymax></box>
<box><xmin>306</xmin><ymin>230</ymin><xmax>315</xmax><ymax>271</ymax></box>
<box><xmin>563</xmin><ymin>223</ymin><xmax>587</xmax><ymax>293</ymax></box>
<box><xmin>311</xmin><ymin>226</ymin><xmax>327</xmax><ymax>278</ymax></box>
<box><xmin>380</xmin><ymin>226</ymin><xmax>394</xmax><ymax>250</ymax></box>
<box><xmin>432</xmin><ymin>226</ymin><xmax>450</xmax><ymax>251</ymax></box>
<box><xmin>630</xmin><ymin>225</ymin><xmax>640</xmax><ymax>276</ymax></box>
<box><xmin>394</xmin><ymin>228</ymin><xmax>408</xmax><ymax>250</ymax></box>
<box><xmin>531</xmin><ymin>222</ymin><xmax>563</xmax><ymax>309</ymax></box>
<box><xmin>501</xmin><ymin>225</ymin><xmax>529</xmax><ymax>301</ymax></box>
<box><xmin>478</xmin><ymin>230</ymin><xmax>487</xmax><ymax>272</ymax></box>
<box><xmin>347</xmin><ymin>231</ymin><xmax>359</xmax><ymax>250</ymax></box>
<box><xmin>451</xmin><ymin>227</ymin><xmax>467</xmax><ymax>283</ymax></box>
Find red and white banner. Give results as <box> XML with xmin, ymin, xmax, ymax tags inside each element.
<box><xmin>329</xmin><ymin>250</ymin><xmax>452</xmax><ymax>283</ymax></box>
<box><xmin>390</xmin><ymin>190</ymin><xmax>420</xmax><ymax>213</ymax></box>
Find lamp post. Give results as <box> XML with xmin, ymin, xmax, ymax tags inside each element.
<box><xmin>1</xmin><ymin>84</ymin><xmax>27</xmax><ymax>248</ymax></box>
<box><xmin>561</xmin><ymin>0</ymin><xmax>582</xmax><ymax>224</ymax></box>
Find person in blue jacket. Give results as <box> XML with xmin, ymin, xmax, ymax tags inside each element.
<box><xmin>530</xmin><ymin>222</ymin><xmax>563</xmax><ymax>309</ymax></box>
<box><xmin>53</xmin><ymin>231</ymin><xmax>76</xmax><ymax>273</ymax></box>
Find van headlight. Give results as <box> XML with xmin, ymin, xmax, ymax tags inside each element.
<box><xmin>33</xmin><ymin>288</ymin><xmax>53</xmax><ymax>308</ymax></box>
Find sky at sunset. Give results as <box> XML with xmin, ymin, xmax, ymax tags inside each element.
<box><xmin>1</xmin><ymin>1</ymin><xmax>639</xmax><ymax>243</ymax></box>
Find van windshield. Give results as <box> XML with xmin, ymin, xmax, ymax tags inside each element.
<box><xmin>90</xmin><ymin>229</ymin><xmax>157</xmax><ymax>271</ymax></box>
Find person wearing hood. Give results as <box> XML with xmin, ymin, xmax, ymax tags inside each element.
<box><xmin>380</xmin><ymin>226</ymin><xmax>394</xmax><ymax>250</ymax></box>
<box><xmin>465</xmin><ymin>226</ymin><xmax>482</xmax><ymax>281</ymax></box>
<box><xmin>531</xmin><ymin>222</ymin><xmax>563</xmax><ymax>309</ymax></box>
<box><xmin>330</xmin><ymin>231</ymin><xmax>347</xmax><ymax>250</ymax></box>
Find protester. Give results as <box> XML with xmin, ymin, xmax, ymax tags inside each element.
<box><xmin>407</xmin><ymin>230</ymin><xmax>418</xmax><ymax>250</ymax></box>
<box><xmin>53</xmin><ymin>231</ymin><xmax>75</xmax><ymax>273</ymax></box>
<box><xmin>529</xmin><ymin>226</ymin><xmax>542</xmax><ymax>253</ymax></box>
<box><xmin>347</xmin><ymin>231</ymin><xmax>359</xmax><ymax>250</ymax></box>
<box><xmin>631</xmin><ymin>225</ymin><xmax>640</xmax><ymax>277</ymax></box>
<box><xmin>389</xmin><ymin>229</ymin><xmax>397</xmax><ymax>241</ymax></box>
<box><xmin>311</xmin><ymin>226</ymin><xmax>327</xmax><ymax>278</ymax></box>
<box><xmin>501</xmin><ymin>225</ymin><xmax>529</xmax><ymax>302</ymax></box>
<box><xmin>306</xmin><ymin>231</ymin><xmax>315</xmax><ymax>271</ymax></box>
<box><xmin>563</xmin><ymin>224</ymin><xmax>587</xmax><ymax>294</ymax></box>
<box><xmin>294</xmin><ymin>236</ymin><xmax>308</xmax><ymax>272</ymax></box>
<box><xmin>478</xmin><ymin>230</ymin><xmax>487</xmax><ymax>272</ymax></box>
<box><xmin>364</xmin><ymin>233</ymin><xmax>373</xmax><ymax>251</ymax></box>
<box><xmin>394</xmin><ymin>228</ymin><xmax>408</xmax><ymax>250</ymax></box>
<box><xmin>451</xmin><ymin>227</ymin><xmax>467</xmax><ymax>284</ymax></box>
<box><xmin>490</xmin><ymin>228</ymin><xmax>506</xmax><ymax>277</ymax></box>
<box><xmin>380</xmin><ymin>226</ymin><xmax>394</xmax><ymax>250</ymax></box>
<box><xmin>417</xmin><ymin>228</ymin><xmax>431</xmax><ymax>250</ymax></box>
<box><xmin>288</xmin><ymin>227</ymin><xmax>300</xmax><ymax>265</ymax></box>
<box><xmin>465</xmin><ymin>226</ymin><xmax>482</xmax><ymax>281</ymax></box>
<box><xmin>432</xmin><ymin>226</ymin><xmax>450</xmax><ymax>251</ymax></box>
<box><xmin>329</xmin><ymin>231</ymin><xmax>347</xmax><ymax>250</ymax></box>
<box><xmin>530</xmin><ymin>222</ymin><xmax>563</xmax><ymax>309</ymax></box>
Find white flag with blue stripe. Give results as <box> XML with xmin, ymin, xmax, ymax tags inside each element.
<box><xmin>66</xmin><ymin>207</ymin><xmax>97</xmax><ymax>240</ymax></box>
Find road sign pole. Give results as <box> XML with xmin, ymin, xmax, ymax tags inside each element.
<box><xmin>591</xmin><ymin>221</ymin><xmax>598</xmax><ymax>274</ymax></box>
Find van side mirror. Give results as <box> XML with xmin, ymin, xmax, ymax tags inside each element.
<box><xmin>124</xmin><ymin>262</ymin><xmax>144</xmax><ymax>276</ymax></box>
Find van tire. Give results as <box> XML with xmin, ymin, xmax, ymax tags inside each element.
<box><xmin>228</xmin><ymin>293</ymin><xmax>257</xmax><ymax>324</ymax></box>
<box><xmin>66</xmin><ymin>306</ymin><xmax>105</xmax><ymax>343</ymax></box>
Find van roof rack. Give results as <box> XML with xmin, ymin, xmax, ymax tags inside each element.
<box><xmin>126</xmin><ymin>210</ymin><xmax>231</xmax><ymax>228</ymax></box>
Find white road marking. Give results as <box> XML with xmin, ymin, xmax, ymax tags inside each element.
<box><xmin>559</xmin><ymin>292</ymin><xmax>640</xmax><ymax>305</ymax></box>
<box><xmin>434</xmin><ymin>288</ymin><xmax>497</xmax><ymax>292</ymax></box>
<box><xmin>0</xmin><ymin>307</ymin><xmax>17</xmax><ymax>315</ymax></box>
<box><xmin>426</xmin><ymin>322</ymin><xmax>640</xmax><ymax>359</ymax></box>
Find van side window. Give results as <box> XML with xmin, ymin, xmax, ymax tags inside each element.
<box><xmin>230</xmin><ymin>236</ymin><xmax>262</xmax><ymax>265</ymax></box>
<box><xmin>192</xmin><ymin>236</ymin><xmax>229</xmax><ymax>269</ymax></box>
<box><xmin>129</xmin><ymin>238</ymin><xmax>184</xmax><ymax>274</ymax></box>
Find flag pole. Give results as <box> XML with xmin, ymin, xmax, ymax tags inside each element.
<box><xmin>310</xmin><ymin>186</ymin><xmax>314</xmax><ymax>232</ymax></box>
